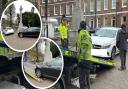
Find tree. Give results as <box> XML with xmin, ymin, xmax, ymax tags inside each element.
<box><xmin>28</xmin><ymin>46</ymin><xmax>44</xmax><ymax>63</ymax></box>
<box><xmin>4</xmin><ymin>4</ymin><xmax>15</xmax><ymax>27</ymax></box>
<box><xmin>22</xmin><ymin>12</ymin><xmax>40</xmax><ymax>27</ymax></box>
<box><xmin>9</xmin><ymin>5</ymin><xmax>12</xmax><ymax>27</ymax></box>
<box><xmin>50</xmin><ymin>42</ymin><xmax>60</xmax><ymax>58</ymax></box>
<box><xmin>2</xmin><ymin>0</ymin><xmax>8</xmax><ymax>11</ymax></box>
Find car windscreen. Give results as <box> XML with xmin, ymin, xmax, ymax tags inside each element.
<box><xmin>47</xmin><ymin>58</ymin><xmax>62</xmax><ymax>69</ymax></box>
<box><xmin>27</xmin><ymin>28</ymin><xmax>40</xmax><ymax>31</ymax></box>
<box><xmin>52</xmin><ymin>21</ymin><xmax>59</xmax><ymax>27</ymax></box>
<box><xmin>94</xmin><ymin>28</ymin><xmax>117</xmax><ymax>38</ymax></box>
<box><xmin>6</xmin><ymin>27</ymin><xmax>12</xmax><ymax>29</ymax></box>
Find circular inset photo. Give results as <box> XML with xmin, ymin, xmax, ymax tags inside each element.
<box><xmin>22</xmin><ymin>37</ymin><xmax>63</xmax><ymax>89</ymax></box>
<box><xmin>0</xmin><ymin>0</ymin><xmax>42</xmax><ymax>52</ymax></box>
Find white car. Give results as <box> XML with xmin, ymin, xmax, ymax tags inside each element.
<box><xmin>91</xmin><ymin>27</ymin><xmax>120</xmax><ymax>60</ymax></box>
<box><xmin>3</xmin><ymin>27</ymin><xmax>14</xmax><ymax>35</ymax></box>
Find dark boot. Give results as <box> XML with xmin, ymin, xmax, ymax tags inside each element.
<box><xmin>118</xmin><ymin>67</ymin><xmax>123</xmax><ymax>71</ymax></box>
<box><xmin>123</xmin><ymin>66</ymin><xmax>126</xmax><ymax>70</ymax></box>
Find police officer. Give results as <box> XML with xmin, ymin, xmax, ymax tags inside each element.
<box><xmin>116</xmin><ymin>24</ymin><xmax>127</xmax><ymax>70</ymax></box>
<box><xmin>77</xmin><ymin>21</ymin><xmax>92</xmax><ymax>89</ymax></box>
<box><xmin>58</xmin><ymin>15</ymin><xmax>68</xmax><ymax>48</ymax></box>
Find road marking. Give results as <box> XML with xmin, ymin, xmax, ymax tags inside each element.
<box><xmin>25</xmin><ymin>72</ymin><xmax>41</xmax><ymax>82</ymax></box>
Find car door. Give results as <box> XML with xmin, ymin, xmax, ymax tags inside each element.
<box><xmin>25</xmin><ymin>28</ymin><xmax>33</xmax><ymax>36</ymax></box>
<box><xmin>115</xmin><ymin>29</ymin><xmax>120</xmax><ymax>54</ymax></box>
<box><xmin>36</xmin><ymin>29</ymin><xmax>40</xmax><ymax>37</ymax></box>
<box><xmin>29</xmin><ymin>28</ymin><xmax>38</xmax><ymax>37</ymax></box>
<box><xmin>47</xmin><ymin>59</ymin><xmax>61</xmax><ymax>78</ymax></box>
<box><xmin>30</xmin><ymin>29</ymin><xmax>36</xmax><ymax>37</ymax></box>
<box><xmin>33</xmin><ymin>28</ymin><xmax>40</xmax><ymax>37</ymax></box>
<box><xmin>43</xmin><ymin>67</ymin><xmax>60</xmax><ymax>80</ymax></box>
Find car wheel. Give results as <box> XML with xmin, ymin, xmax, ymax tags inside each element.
<box><xmin>19</xmin><ymin>33</ymin><xmax>23</xmax><ymax>38</ymax></box>
<box><xmin>110</xmin><ymin>47</ymin><xmax>116</xmax><ymax>60</ymax></box>
<box><xmin>50</xmin><ymin>76</ymin><xmax>65</xmax><ymax>89</ymax></box>
<box><xmin>35</xmin><ymin>68</ymin><xmax>42</xmax><ymax>78</ymax></box>
<box><xmin>50</xmin><ymin>82</ymin><xmax>61</xmax><ymax>89</ymax></box>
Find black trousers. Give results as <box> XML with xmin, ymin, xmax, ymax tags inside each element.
<box><xmin>61</xmin><ymin>39</ymin><xmax>68</xmax><ymax>48</ymax></box>
<box><xmin>120</xmin><ymin>50</ymin><xmax>127</xmax><ymax>68</ymax></box>
<box><xmin>79</xmin><ymin>62</ymin><xmax>91</xmax><ymax>89</ymax></box>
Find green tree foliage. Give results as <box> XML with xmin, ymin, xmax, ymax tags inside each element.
<box><xmin>22</xmin><ymin>12</ymin><xmax>40</xmax><ymax>27</ymax></box>
<box><xmin>2</xmin><ymin>0</ymin><xmax>8</xmax><ymax>10</ymax></box>
<box><xmin>28</xmin><ymin>46</ymin><xmax>44</xmax><ymax>63</ymax></box>
<box><xmin>2</xmin><ymin>0</ymin><xmax>16</xmax><ymax>10</ymax></box>
<box><xmin>3</xmin><ymin>3</ymin><xmax>15</xmax><ymax>27</ymax></box>
<box><xmin>50</xmin><ymin>42</ymin><xmax>60</xmax><ymax>58</ymax></box>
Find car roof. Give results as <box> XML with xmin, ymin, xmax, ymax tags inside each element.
<box><xmin>100</xmin><ymin>27</ymin><xmax>121</xmax><ymax>30</ymax></box>
<box><xmin>29</xmin><ymin>27</ymin><xmax>40</xmax><ymax>29</ymax></box>
<box><xmin>5</xmin><ymin>27</ymin><xmax>12</xmax><ymax>28</ymax></box>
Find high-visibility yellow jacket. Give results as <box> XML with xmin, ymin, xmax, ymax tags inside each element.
<box><xmin>77</xmin><ymin>29</ymin><xmax>92</xmax><ymax>62</ymax></box>
<box><xmin>0</xmin><ymin>34</ymin><xmax>2</xmax><ymax>41</ymax></box>
<box><xmin>58</xmin><ymin>24</ymin><xmax>68</xmax><ymax>40</ymax></box>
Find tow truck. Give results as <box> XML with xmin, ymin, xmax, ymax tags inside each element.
<box><xmin>0</xmin><ymin>31</ymin><xmax>115</xmax><ymax>89</ymax></box>
<box><xmin>0</xmin><ymin>34</ymin><xmax>65</xmax><ymax>89</ymax></box>
<box><xmin>0</xmin><ymin>34</ymin><xmax>44</xmax><ymax>89</ymax></box>
<box><xmin>42</xmin><ymin>0</ymin><xmax>116</xmax><ymax>89</ymax></box>
<box><xmin>54</xmin><ymin>47</ymin><xmax>115</xmax><ymax>89</ymax></box>
<box><xmin>0</xmin><ymin>34</ymin><xmax>26</xmax><ymax>89</ymax></box>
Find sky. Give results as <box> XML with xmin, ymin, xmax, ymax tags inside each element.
<box><xmin>2</xmin><ymin>0</ymin><xmax>40</xmax><ymax>22</ymax></box>
<box><xmin>14</xmin><ymin>0</ymin><xmax>38</xmax><ymax>14</ymax></box>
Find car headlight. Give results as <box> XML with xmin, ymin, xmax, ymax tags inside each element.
<box><xmin>101</xmin><ymin>45</ymin><xmax>111</xmax><ymax>49</ymax></box>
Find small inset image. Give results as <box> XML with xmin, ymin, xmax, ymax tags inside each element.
<box><xmin>22</xmin><ymin>37</ymin><xmax>63</xmax><ymax>89</ymax></box>
<box><xmin>0</xmin><ymin>0</ymin><xmax>42</xmax><ymax>52</ymax></box>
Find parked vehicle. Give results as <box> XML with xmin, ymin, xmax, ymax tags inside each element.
<box><xmin>91</xmin><ymin>27</ymin><xmax>120</xmax><ymax>60</ymax></box>
<box><xmin>3</xmin><ymin>27</ymin><xmax>14</xmax><ymax>36</ymax></box>
<box><xmin>18</xmin><ymin>27</ymin><xmax>40</xmax><ymax>38</ymax></box>
<box><xmin>86</xmin><ymin>25</ymin><xmax>95</xmax><ymax>34</ymax></box>
<box><xmin>35</xmin><ymin>58</ymin><xmax>62</xmax><ymax>80</ymax></box>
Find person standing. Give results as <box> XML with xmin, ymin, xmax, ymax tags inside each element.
<box><xmin>58</xmin><ymin>15</ymin><xmax>68</xmax><ymax>48</ymax></box>
<box><xmin>77</xmin><ymin>21</ymin><xmax>92</xmax><ymax>89</ymax></box>
<box><xmin>116</xmin><ymin>24</ymin><xmax>127</xmax><ymax>70</ymax></box>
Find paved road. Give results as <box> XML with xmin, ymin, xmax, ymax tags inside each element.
<box><xmin>26</xmin><ymin>75</ymin><xmax>54</xmax><ymax>88</ymax></box>
<box><xmin>67</xmin><ymin>53</ymin><xmax>128</xmax><ymax>89</ymax></box>
<box><xmin>4</xmin><ymin>33</ymin><xmax>37</xmax><ymax>51</ymax></box>
<box><xmin>24</xmin><ymin>61</ymin><xmax>54</xmax><ymax>88</ymax></box>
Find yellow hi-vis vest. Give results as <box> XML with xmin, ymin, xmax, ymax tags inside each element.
<box><xmin>0</xmin><ymin>34</ymin><xmax>2</xmax><ymax>41</ymax></box>
<box><xmin>58</xmin><ymin>24</ymin><xmax>68</xmax><ymax>40</ymax></box>
<box><xmin>77</xmin><ymin>29</ymin><xmax>92</xmax><ymax>61</ymax></box>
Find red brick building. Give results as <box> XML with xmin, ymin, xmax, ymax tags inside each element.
<box><xmin>27</xmin><ymin>0</ymin><xmax>39</xmax><ymax>10</ymax></box>
<box><xmin>1</xmin><ymin>0</ymin><xmax>128</xmax><ymax>29</ymax></box>
<box><xmin>0</xmin><ymin>0</ymin><xmax>2</xmax><ymax>17</ymax></box>
<box><xmin>84</xmin><ymin>0</ymin><xmax>128</xmax><ymax>28</ymax></box>
<box><xmin>37</xmin><ymin>0</ymin><xmax>128</xmax><ymax>29</ymax></box>
<box><xmin>37</xmin><ymin>0</ymin><xmax>74</xmax><ymax>21</ymax></box>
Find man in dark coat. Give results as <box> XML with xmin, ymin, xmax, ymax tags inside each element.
<box><xmin>116</xmin><ymin>24</ymin><xmax>127</xmax><ymax>70</ymax></box>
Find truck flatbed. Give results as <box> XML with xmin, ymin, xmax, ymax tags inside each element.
<box><xmin>61</xmin><ymin>48</ymin><xmax>115</xmax><ymax>67</ymax></box>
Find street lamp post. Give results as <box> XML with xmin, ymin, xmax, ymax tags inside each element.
<box><xmin>94</xmin><ymin>0</ymin><xmax>97</xmax><ymax>28</ymax></box>
<box><xmin>36</xmin><ymin>44</ymin><xmax>39</xmax><ymax>62</ymax></box>
<box><xmin>116</xmin><ymin>0</ymin><xmax>119</xmax><ymax>27</ymax></box>
<box><xmin>45</xmin><ymin>0</ymin><xmax>48</xmax><ymax>37</ymax></box>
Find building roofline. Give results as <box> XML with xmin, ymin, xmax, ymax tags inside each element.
<box><xmin>85</xmin><ymin>10</ymin><xmax>128</xmax><ymax>17</ymax></box>
<box><xmin>40</xmin><ymin>1</ymin><xmax>74</xmax><ymax>6</ymax></box>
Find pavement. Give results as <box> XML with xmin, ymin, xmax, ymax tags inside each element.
<box><xmin>26</xmin><ymin>75</ymin><xmax>54</xmax><ymax>88</ymax></box>
<box><xmin>67</xmin><ymin>52</ymin><xmax>128</xmax><ymax>89</ymax></box>
<box><xmin>3</xmin><ymin>33</ymin><xmax>37</xmax><ymax>51</ymax></box>
<box><xmin>23</xmin><ymin>60</ymin><xmax>54</xmax><ymax>88</ymax></box>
